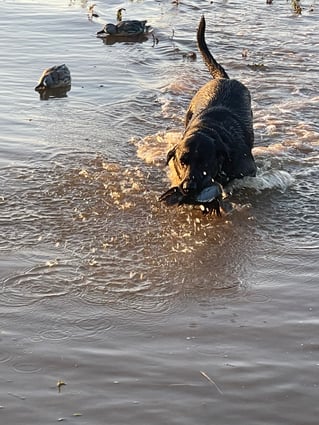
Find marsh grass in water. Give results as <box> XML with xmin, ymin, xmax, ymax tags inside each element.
<box><xmin>291</xmin><ymin>0</ymin><xmax>302</xmax><ymax>14</ymax></box>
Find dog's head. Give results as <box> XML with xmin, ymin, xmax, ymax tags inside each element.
<box><xmin>166</xmin><ymin>131</ymin><xmax>229</xmax><ymax>197</ymax></box>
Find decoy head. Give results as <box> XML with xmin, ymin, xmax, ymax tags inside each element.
<box><xmin>104</xmin><ymin>23</ymin><xmax>117</xmax><ymax>35</ymax></box>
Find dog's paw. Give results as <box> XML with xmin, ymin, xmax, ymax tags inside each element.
<box><xmin>199</xmin><ymin>200</ymin><xmax>222</xmax><ymax>216</ymax></box>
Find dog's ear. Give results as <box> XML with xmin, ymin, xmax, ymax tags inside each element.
<box><xmin>166</xmin><ymin>145</ymin><xmax>177</xmax><ymax>165</ymax></box>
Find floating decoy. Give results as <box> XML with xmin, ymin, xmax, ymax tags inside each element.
<box><xmin>35</xmin><ymin>64</ymin><xmax>71</xmax><ymax>91</ymax></box>
<box><xmin>97</xmin><ymin>19</ymin><xmax>150</xmax><ymax>37</ymax></box>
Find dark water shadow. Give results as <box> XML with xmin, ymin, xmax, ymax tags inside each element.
<box><xmin>35</xmin><ymin>86</ymin><xmax>71</xmax><ymax>101</ymax></box>
<box><xmin>98</xmin><ymin>33</ymin><xmax>151</xmax><ymax>46</ymax></box>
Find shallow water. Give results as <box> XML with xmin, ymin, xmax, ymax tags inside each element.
<box><xmin>0</xmin><ymin>0</ymin><xmax>318</xmax><ymax>424</ymax></box>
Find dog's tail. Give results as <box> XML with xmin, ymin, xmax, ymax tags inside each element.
<box><xmin>197</xmin><ymin>15</ymin><xmax>229</xmax><ymax>80</ymax></box>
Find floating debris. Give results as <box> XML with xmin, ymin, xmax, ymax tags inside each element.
<box><xmin>291</xmin><ymin>0</ymin><xmax>302</xmax><ymax>14</ymax></box>
<box><xmin>247</xmin><ymin>63</ymin><xmax>268</xmax><ymax>71</ymax></box>
<box><xmin>88</xmin><ymin>4</ymin><xmax>99</xmax><ymax>20</ymax></box>
<box><xmin>200</xmin><ymin>370</ymin><xmax>223</xmax><ymax>394</ymax></box>
<box><xmin>57</xmin><ymin>380</ymin><xmax>66</xmax><ymax>393</ymax></box>
<box><xmin>117</xmin><ymin>8</ymin><xmax>126</xmax><ymax>22</ymax></box>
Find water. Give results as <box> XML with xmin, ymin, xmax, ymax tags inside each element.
<box><xmin>0</xmin><ymin>0</ymin><xmax>318</xmax><ymax>424</ymax></box>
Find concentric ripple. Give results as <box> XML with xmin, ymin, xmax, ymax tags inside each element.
<box><xmin>0</xmin><ymin>262</ymin><xmax>86</xmax><ymax>307</ymax></box>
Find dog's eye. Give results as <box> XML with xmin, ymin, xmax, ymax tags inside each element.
<box><xmin>180</xmin><ymin>153</ymin><xmax>189</xmax><ymax>167</ymax></box>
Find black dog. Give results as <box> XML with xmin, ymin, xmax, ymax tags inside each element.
<box><xmin>160</xmin><ymin>16</ymin><xmax>256</xmax><ymax>211</ymax></box>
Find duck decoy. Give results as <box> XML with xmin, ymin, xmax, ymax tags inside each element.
<box><xmin>35</xmin><ymin>64</ymin><xmax>71</xmax><ymax>91</ymax></box>
<box><xmin>97</xmin><ymin>19</ymin><xmax>150</xmax><ymax>37</ymax></box>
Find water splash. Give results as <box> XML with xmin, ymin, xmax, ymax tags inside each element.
<box><xmin>228</xmin><ymin>169</ymin><xmax>294</xmax><ymax>194</ymax></box>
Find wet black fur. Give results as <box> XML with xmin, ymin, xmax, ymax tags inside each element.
<box><xmin>166</xmin><ymin>16</ymin><xmax>256</xmax><ymax>196</ymax></box>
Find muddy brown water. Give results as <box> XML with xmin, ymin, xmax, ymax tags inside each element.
<box><xmin>0</xmin><ymin>1</ymin><xmax>318</xmax><ymax>424</ymax></box>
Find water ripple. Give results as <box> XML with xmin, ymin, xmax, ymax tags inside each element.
<box><xmin>0</xmin><ymin>350</ymin><xmax>12</xmax><ymax>364</ymax></box>
<box><xmin>12</xmin><ymin>360</ymin><xmax>42</xmax><ymax>374</ymax></box>
<box><xmin>0</xmin><ymin>262</ymin><xmax>85</xmax><ymax>307</ymax></box>
<box><xmin>74</xmin><ymin>316</ymin><xmax>114</xmax><ymax>337</ymax></box>
<box><xmin>39</xmin><ymin>329</ymin><xmax>72</xmax><ymax>341</ymax></box>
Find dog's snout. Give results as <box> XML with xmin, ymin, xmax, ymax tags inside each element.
<box><xmin>181</xmin><ymin>178</ymin><xmax>197</xmax><ymax>194</ymax></box>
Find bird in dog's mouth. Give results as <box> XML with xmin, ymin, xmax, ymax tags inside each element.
<box><xmin>159</xmin><ymin>181</ymin><xmax>227</xmax><ymax>216</ymax></box>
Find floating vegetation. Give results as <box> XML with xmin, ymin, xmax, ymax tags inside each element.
<box><xmin>182</xmin><ymin>51</ymin><xmax>197</xmax><ymax>61</ymax></box>
<box><xmin>57</xmin><ymin>380</ymin><xmax>66</xmax><ymax>393</ymax></box>
<box><xmin>242</xmin><ymin>48</ymin><xmax>249</xmax><ymax>59</ymax></box>
<box><xmin>291</xmin><ymin>0</ymin><xmax>302</xmax><ymax>15</ymax></box>
<box><xmin>247</xmin><ymin>63</ymin><xmax>268</xmax><ymax>71</ymax></box>
<box><xmin>87</xmin><ymin>4</ymin><xmax>99</xmax><ymax>20</ymax></box>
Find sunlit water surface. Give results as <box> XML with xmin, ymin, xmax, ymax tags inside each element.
<box><xmin>0</xmin><ymin>0</ymin><xmax>318</xmax><ymax>424</ymax></box>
